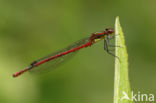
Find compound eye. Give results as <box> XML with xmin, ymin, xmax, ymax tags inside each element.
<box><xmin>105</xmin><ymin>28</ymin><xmax>109</xmax><ymax>31</ymax></box>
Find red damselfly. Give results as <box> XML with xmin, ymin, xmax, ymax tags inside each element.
<box><xmin>13</xmin><ymin>28</ymin><xmax>115</xmax><ymax>78</ymax></box>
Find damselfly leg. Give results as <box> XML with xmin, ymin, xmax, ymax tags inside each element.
<box><xmin>104</xmin><ymin>34</ymin><xmax>121</xmax><ymax>62</ymax></box>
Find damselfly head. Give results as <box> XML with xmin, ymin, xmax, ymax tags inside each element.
<box><xmin>105</xmin><ymin>28</ymin><xmax>114</xmax><ymax>34</ymax></box>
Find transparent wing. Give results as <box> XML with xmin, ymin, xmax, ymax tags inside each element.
<box><xmin>29</xmin><ymin>37</ymin><xmax>90</xmax><ymax>74</ymax></box>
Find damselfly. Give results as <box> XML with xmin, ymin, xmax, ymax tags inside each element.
<box><xmin>13</xmin><ymin>28</ymin><xmax>116</xmax><ymax>77</ymax></box>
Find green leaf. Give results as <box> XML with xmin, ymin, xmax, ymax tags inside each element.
<box><xmin>113</xmin><ymin>17</ymin><xmax>132</xmax><ymax>103</ymax></box>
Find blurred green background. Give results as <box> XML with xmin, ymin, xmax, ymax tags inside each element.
<box><xmin>0</xmin><ymin>0</ymin><xmax>156</xmax><ymax>103</ymax></box>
